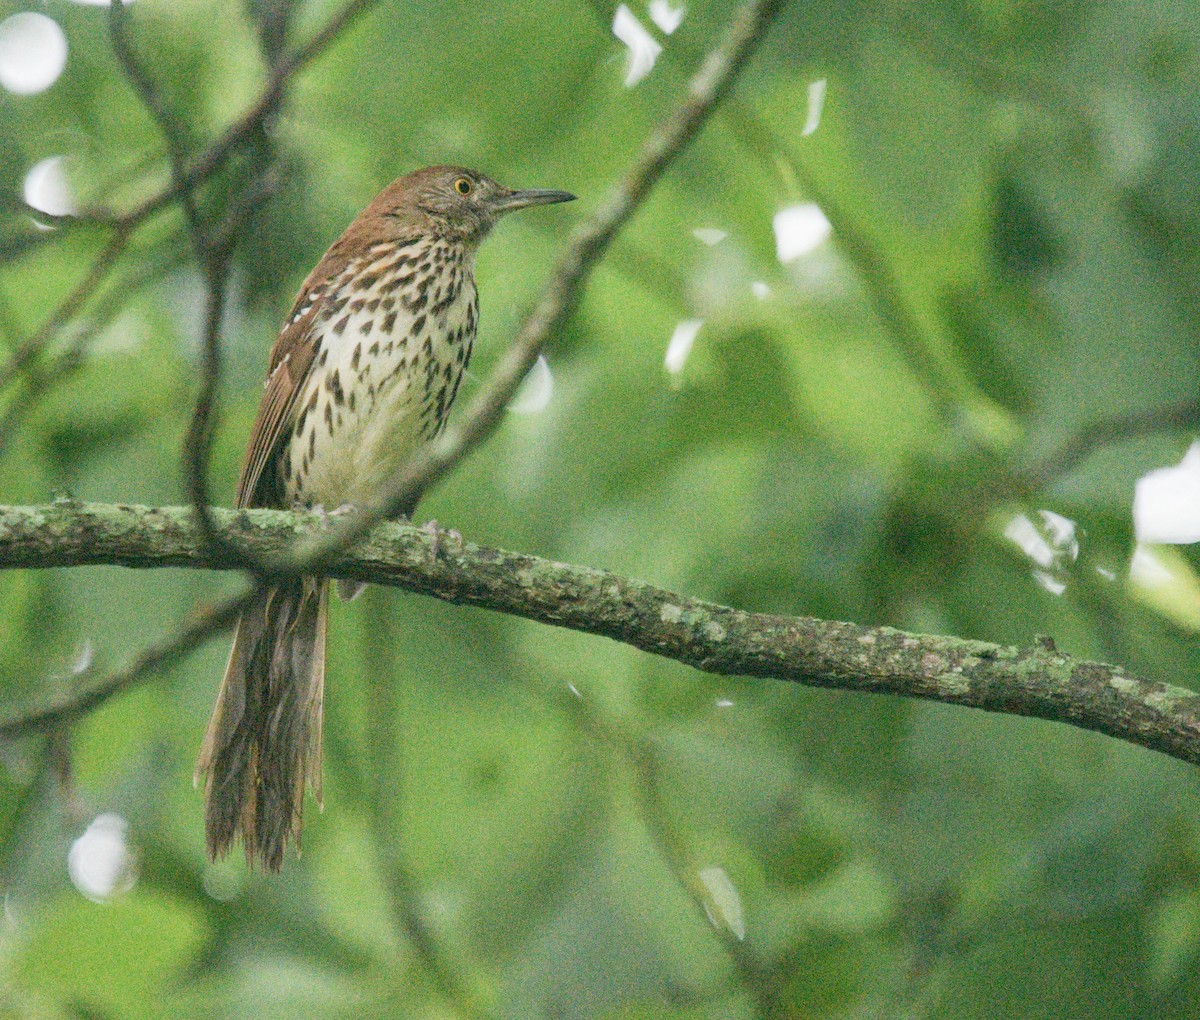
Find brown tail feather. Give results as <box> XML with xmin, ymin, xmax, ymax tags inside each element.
<box><xmin>196</xmin><ymin>577</ymin><xmax>328</xmax><ymax>870</ymax></box>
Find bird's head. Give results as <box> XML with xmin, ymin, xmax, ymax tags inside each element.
<box><xmin>384</xmin><ymin>165</ymin><xmax>575</xmax><ymax>246</ymax></box>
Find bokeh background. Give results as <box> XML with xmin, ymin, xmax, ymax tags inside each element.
<box><xmin>2</xmin><ymin>0</ymin><xmax>1200</xmax><ymax>1016</ymax></box>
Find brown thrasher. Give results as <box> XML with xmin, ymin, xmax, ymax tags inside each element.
<box><xmin>196</xmin><ymin>166</ymin><xmax>574</xmax><ymax>870</ymax></box>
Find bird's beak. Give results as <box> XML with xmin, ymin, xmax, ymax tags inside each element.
<box><xmin>494</xmin><ymin>188</ymin><xmax>577</xmax><ymax>212</ymax></box>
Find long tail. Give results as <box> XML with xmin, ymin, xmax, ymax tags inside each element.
<box><xmin>196</xmin><ymin>576</ymin><xmax>328</xmax><ymax>870</ymax></box>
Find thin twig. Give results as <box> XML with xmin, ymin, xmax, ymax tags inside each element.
<box><xmin>0</xmin><ymin>577</ymin><xmax>254</xmax><ymax>738</ymax></box>
<box><xmin>108</xmin><ymin>4</ymin><xmax>288</xmax><ymax>571</ymax></box>
<box><xmin>0</xmin><ymin>241</ymin><xmax>191</xmax><ymax>458</ymax></box>
<box><xmin>106</xmin><ymin>0</ymin><xmax>200</xmax><ymax>228</ymax></box>
<box><xmin>124</xmin><ymin>0</ymin><xmax>382</xmax><ymax>228</ymax></box>
<box><xmin>1015</xmin><ymin>398</ymin><xmax>1200</xmax><ymax>494</ymax></box>
<box><xmin>0</xmin><ymin>225</ymin><xmax>132</xmax><ymax>394</ymax></box>
<box><xmin>0</xmin><ymin>0</ymin><xmax>383</xmax><ymax>399</ymax></box>
<box><xmin>0</xmin><ymin>172</ymin><xmax>280</xmax><ymax>463</ymax></box>
<box><xmin>107</xmin><ymin>0</ymin><xmax>250</xmax><ymax>566</ymax></box>
<box><xmin>180</xmin><ymin>262</ymin><xmax>235</xmax><ymax>550</ymax></box>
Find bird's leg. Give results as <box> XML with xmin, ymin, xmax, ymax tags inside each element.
<box><xmin>335</xmin><ymin>579</ymin><xmax>366</xmax><ymax>601</ymax></box>
<box><xmin>299</xmin><ymin>503</ymin><xmax>364</xmax><ymax>599</ymax></box>
<box><xmin>421</xmin><ymin>519</ymin><xmax>441</xmax><ymax>560</ymax></box>
<box><xmin>330</xmin><ymin>505</ymin><xmax>366</xmax><ymax>599</ymax></box>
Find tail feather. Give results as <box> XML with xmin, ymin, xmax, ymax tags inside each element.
<box><xmin>197</xmin><ymin>577</ymin><xmax>328</xmax><ymax>870</ymax></box>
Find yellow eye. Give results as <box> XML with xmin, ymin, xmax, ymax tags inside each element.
<box><xmin>453</xmin><ymin>176</ymin><xmax>473</xmax><ymax>196</ymax></box>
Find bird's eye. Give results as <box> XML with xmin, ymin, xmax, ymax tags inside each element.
<box><xmin>453</xmin><ymin>177</ymin><xmax>473</xmax><ymax>196</ymax></box>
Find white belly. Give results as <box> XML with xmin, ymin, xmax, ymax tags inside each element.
<box><xmin>282</xmin><ymin>241</ymin><xmax>477</xmax><ymax>509</ymax></box>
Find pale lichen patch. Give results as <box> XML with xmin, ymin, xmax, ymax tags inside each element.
<box><xmin>1145</xmin><ymin>687</ymin><xmax>1182</xmax><ymax>713</ymax></box>
<box><xmin>703</xmin><ymin>620</ymin><xmax>727</xmax><ymax>641</ymax></box>
<box><xmin>938</xmin><ymin>672</ymin><xmax>971</xmax><ymax>696</ymax></box>
<box><xmin>660</xmin><ymin>603</ymin><xmax>684</xmax><ymax>624</ymax></box>
<box><xmin>1109</xmin><ymin>675</ymin><xmax>1139</xmax><ymax>697</ymax></box>
<box><xmin>921</xmin><ymin>652</ymin><xmax>945</xmax><ymax>675</ymax></box>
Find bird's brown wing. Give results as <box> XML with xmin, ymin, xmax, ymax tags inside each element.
<box><xmin>234</xmin><ymin>247</ymin><xmax>355</xmax><ymax>509</ymax></box>
<box><xmin>235</xmin><ymin>317</ymin><xmax>319</xmax><ymax>509</ymax></box>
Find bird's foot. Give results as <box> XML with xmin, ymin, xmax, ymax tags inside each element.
<box><xmin>302</xmin><ymin>502</ymin><xmax>357</xmax><ymax>523</ymax></box>
<box><xmin>304</xmin><ymin>502</ymin><xmax>330</xmax><ymax>525</ymax></box>
<box><xmin>419</xmin><ymin>520</ymin><xmax>464</xmax><ymax>562</ymax></box>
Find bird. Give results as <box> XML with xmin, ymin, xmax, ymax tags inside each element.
<box><xmin>195</xmin><ymin>166</ymin><xmax>575</xmax><ymax>870</ymax></box>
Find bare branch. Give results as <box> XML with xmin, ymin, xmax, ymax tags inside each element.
<box><xmin>108</xmin><ymin>0</ymin><xmax>256</xmax><ymax>565</ymax></box>
<box><xmin>0</xmin><ymin>0</ymin><xmax>383</xmax><ymax>400</ymax></box>
<box><xmin>0</xmin><ymin>241</ymin><xmax>191</xmax><ymax>457</ymax></box>
<box><xmin>0</xmin><ymin>0</ymin><xmax>374</xmax><ymax>479</ymax></box>
<box><xmin>110</xmin><ymin>0</ymin><xmax>382</xmax><ymax>229</ymax></box>
<box><xmin>2</xmin><ymin>501</ymin><xmax>1198</xmax><ymax>772</ymax></box>
<box><xmin>0</xmin><ymin>225</ymin><xmax>132</xmax><ymax>396</ymax></box>
<box><xmin>179</xmin><ymin>262</ymin><xmax>234</xmax><ymax>556</ymax></box>
<box><xmin>1016</xmin><ymin>398</ymin><xmax>1200</xmax><ymax>494</ymax></box>
<box><xmin>106</xmin><ymin>1</ymin><xmax>197</xmax><ymax>204</ymax></box>
<box><xmin>0</xmin><ymin>552</ymin><xmax>253</xmax><ymax>739</ymax></box>
<box><xmin>388</xmin><ymin>0</ymin><xmax>787</xmax><ymax>507</ymax></box>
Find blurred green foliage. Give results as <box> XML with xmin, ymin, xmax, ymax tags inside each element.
<box><xmin>1</xmin><ymin>0</ymin><xmax>1199</xmax><ymax>1016</ymax></box>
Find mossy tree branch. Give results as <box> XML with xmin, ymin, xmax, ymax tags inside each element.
<box><xmin>2</xmin><ymin>500</ymin><xmax>1198</xmax><ymax>767</ymax></box>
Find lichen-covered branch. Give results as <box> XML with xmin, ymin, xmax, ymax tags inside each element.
<box><xmin>2</xmin><ymin>500</ymin><xmax>1198</xmax><ymax>768</ymax></box>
